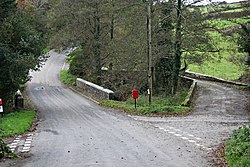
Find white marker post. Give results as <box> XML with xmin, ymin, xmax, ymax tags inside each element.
<box><xmin>0</xmin><ymin>99</ymin><xmax>3</xmax><ymax>117</ymax></box>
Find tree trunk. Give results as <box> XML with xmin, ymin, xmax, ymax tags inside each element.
<box><xmin>94</xmin><ymin>3</ymin><xmax>102</xmax><ymax>85</ymax></box>
<box><xmin>110</xmin><ymin>1</ymin><xmax>114</xmax><ymax>40</ymax></box>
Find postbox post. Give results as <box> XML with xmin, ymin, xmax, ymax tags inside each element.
<box><xmin>132</xmin><ymin>89</ymin><xmax>139</xmax><ymax>109</ymax></box>
<box><xmin>134</xmin><ymin>99</ymin><xmax>136</xmax><ymax>109</ymax></box>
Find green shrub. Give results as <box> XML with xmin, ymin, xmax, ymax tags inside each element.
<box><xmin>225</xmin><ymin>125</ymin><xmax>250</xmax><ymax>167</ymax></box>
<box><xmin>68</xmin><ymin>47</ymin><xmax>97</xmax><ymax>83</ymax></box>
<box><xmin>60</xmin><ymin>70</ymin><xmax>76</xmax><ymax>86</ymax></box>
<box><xmin>0</xmin><ymin>139</ymin><xmax>16</xmax><ymax>159</ymax></box>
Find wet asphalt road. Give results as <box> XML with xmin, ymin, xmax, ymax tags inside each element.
<box><xmin>2</xmin><ymin>51</ymin><xmax>249</xmax><ymax>167</ymax></box>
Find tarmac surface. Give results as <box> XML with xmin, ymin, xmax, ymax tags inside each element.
<box><xmin>1</xmin><ymin>51</ymin><xmax>249</xmax><ymax>167</ymax></box>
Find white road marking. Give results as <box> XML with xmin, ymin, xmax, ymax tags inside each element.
<box><xmin>187</xmin><ymin>134</ymin><xmax>194</xmax><ymax>137</ymax></box>
<box><xmin>181</xmin><ymin>137</ymin><xmax>189</xmax><ymax>140</ymax></box>
<box><xmin>188</xmin><ymin>140</ymin><xmax>196</xmax><ymax>143</ymax></box>
<box><xmin>25</xmin><ymin>141</ymin><xmax>32</xmax><ymax>144</ymax></box>
<box><xmin>21</xmin><ymin>149</ymin><xmax>29</xmax><ymax>153</ymax></box>
<box><xmin>20</xmin><ymin>134</ymin><xmax>34</xmax><ymax>153</ymax></box>
<box><xmin>8</xmin><ymin>133</ymin><xmax>33</xmax><ymax>153</ymax></box>
<box><xmin>24</xmin><ymin>144</ymin><xmax>31</xmax><ymax>147</ymax></box>
<box><xmin>9</xmin><ymin>145</ymin><xmax>17</xmax><ymax>149</ymax></box>
<box><xmin>195</xmin><ymin>143</ymin><xmax>202</xmax><ymax>147</ymax></box>
<box><xmin>127</xmin><ymin>116</ymin><xmax>211</xmax><ymax>152</ymax></box>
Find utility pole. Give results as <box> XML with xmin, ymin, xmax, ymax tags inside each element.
<box><xmin>172</xmin><ymin>0</ymin><xmax>182</xmax><ymax>95</ymax></box>
<box><xmin>147</xmin><ymin>0</ymin><xmax>152</xmax><ymax>104</ymax></box>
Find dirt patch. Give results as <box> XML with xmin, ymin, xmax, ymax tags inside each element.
<box><xmin>212</xmin><ymin>144</ymin><xmax>228</xmax><ymax>167</ymax></box>
<box><xmin>0</xmin><ymin>153</ymin><xmax>32</xmax><ymax>167</ymax></box>
<box><xmin>239</xmin><ymin>73</ymin><xmax>250</xmax><ymax>84</ymax></box>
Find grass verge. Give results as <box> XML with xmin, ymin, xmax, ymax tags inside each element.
<box><xmin>60</xmin><ymin>69</ymin><xmax>77</xmax><ymax>86</ymax></box>
<box><xmin>0</xmin><ymin>110</ymin><xmax>36</xmax><ymax>138</ymax></box>
<box><xmin>100</xmin><ymin>90</ymin><xmax>190</xmax><ymax>116</ymax></box>
<box><xmin>225</xmin><ymin>124</ymin><xmax>250</xmax><ymax>167</ymax></box>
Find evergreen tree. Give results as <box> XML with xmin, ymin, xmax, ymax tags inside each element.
<box><xmin>0</xmin><ymin>1</ymin><xmax>46</xmax><ymax>107</ymax></box>
<box><xmin>0</xmin><ymin>0</ymin><xmax>16</xmax><ymax>21</ymax></box>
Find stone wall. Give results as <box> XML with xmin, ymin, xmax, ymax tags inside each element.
<box><xmin>76</xmin><ymin>78</ymin><xmax>114</xmax><ymax>100</ymax></box>
<box><xmin>180</xmin><ymin>76</ymin><xmax>197</xmax><ymax>107</ymax></box>
<box><xmin>185</xmin><ymin>70</ymin><xmax>248</xmax><ymax>86</ymax></box>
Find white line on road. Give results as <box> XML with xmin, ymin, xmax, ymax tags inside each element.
<box><xmin>154</xmin><ymin>125</ymin><xmax>212</xmax><ymax>151</ymax></box>
<box><xmin>24</xmin><ymin>141</ymin><xmax>32</xmax><ymax>144</ymax></box>
<box><xmin>188</xmin><ymin>140</ymin><xmax>196</xmax><ymax>143</ymax></box>
<box><xmin>187</xmin><ymin>134</ymin><xmax>194</xmax><ymax>137</ymax></box>
<box><xmin>127</xmin><ymin>115</ymin><xmax>211</xmax><ymax>152</ymax></box>
<box><xmin>181</xmin><ymin>137</ymin><xmax>189</xmax><ymax>140</ymax></box>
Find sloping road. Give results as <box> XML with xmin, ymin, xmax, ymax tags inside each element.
<box><xmin>1</xmin><ymin>51</ymin><xmax>249</xmax><ymax>167</ymax></box>
<box><xmin>134</xmin><ymin>81</ymin><xmax>249</xmax><ymax>149</ymax></box>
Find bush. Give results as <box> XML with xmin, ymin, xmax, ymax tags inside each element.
<box><xmin>60</xmin><ymin>70</ymin><xmax>76</xmax><ymax>86</ymax></box>
<box><xmin>0</xmin><ymin>139</ymin><xmax>16</xmax><ymax>159</ymax></box>
<box><xmin>225</xmin><ymin>125</ymin><xmax>250</xmax><ymax>167</ymax></box>
<box><xmin>68</xmin><ymin>47</ymin><xmax>97</xmax><ymax>83</ymax></box>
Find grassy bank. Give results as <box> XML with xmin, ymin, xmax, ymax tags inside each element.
<box><xmin>225</xmin><ymin>125</ymin><xmax>250</xmax><ymax>167</ymax></box>
<box><xmin>208</xmin><ymin>16</ymin><xmax>250</xmax><ymax>29</ymax></box>
<box><xmin>100</xmin><ymin>90</ymin><xmax>190</xmax><ymax>116</ymax></box>
<box><xmin>0</xmin><ymin>110</ymin><xmax>36</xmax><ymax>138</ymax></box>
<box><xmin>188</xmin><ymin>1</ymin><xmax>250</xmax><ymax>80</ymax></box>
<box><xmin>60</xmin><ymin>69</ymin><xmax>76</xmax><ymax>86</ymax></box>
<box><xmin>189</xmin><ymin>31</ymin><xmax>246</xmax><ymax>80</ymax></box>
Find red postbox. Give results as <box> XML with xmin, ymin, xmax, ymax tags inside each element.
<box><xmin>132</xmin><ymin>89</ymin><xmax>139</xmax><ymax>99</ymax></box>
<box><xmin>132</xmin><ymin>89</ymin><xmax>138</xmax><ymax>109</ymax></box>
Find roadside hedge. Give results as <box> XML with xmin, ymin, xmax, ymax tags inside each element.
<box><xmin>225</xmin><ymin>125</ymin><xmax>250</xmax><ymax>167</ymax></box>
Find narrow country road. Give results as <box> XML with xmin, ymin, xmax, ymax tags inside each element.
<box><xmin>1</xmin><ymin>51</ymin><xmax>249</xmax><ymax>167</ymax></box>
